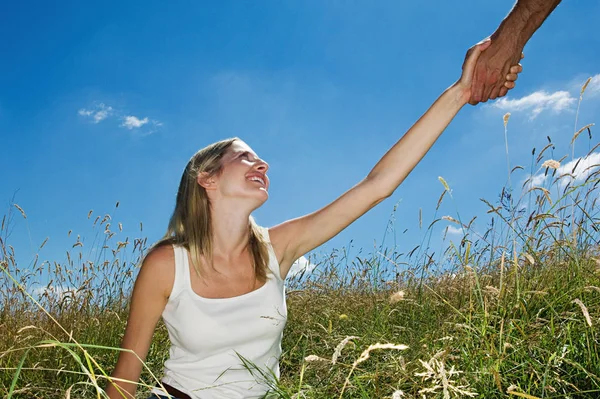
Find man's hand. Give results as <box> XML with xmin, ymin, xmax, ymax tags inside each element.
<box><xmin>458</xmin><ymin>39</ymin><xmax>523</xmax><ymax>105</ymax></box>
<box><xmin>465</xmin><ymin>37</ymin><xmax>524</xmax><ymax>105</ymax></box>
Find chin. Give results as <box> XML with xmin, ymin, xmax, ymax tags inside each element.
<box><xmin>258</xmin><ymin>191</ymin><xmax>269</xmax><ymax>203</ymax></box>
<box><xmin>246</xmin><ymin>189</ymin><xmax>268</xmax><ymax>204</ymax></box>
<box><xmin>257</xmin><ymin>191</ymin><xmax>269</xmax><ymax>204</ymax></box>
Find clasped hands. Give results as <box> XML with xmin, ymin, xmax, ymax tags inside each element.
<box><xmin>458</xmin><ymin>38</ymin><xmax>524</xmax><ymax>105</ymax></box>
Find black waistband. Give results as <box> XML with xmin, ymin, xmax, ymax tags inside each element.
<box><xmin>155</xmin><ymin>382</ymin><xmax>192</xmax><ymax>399</ymax></box>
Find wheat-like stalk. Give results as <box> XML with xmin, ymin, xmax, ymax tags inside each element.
<box><xmin>503</xmin><ymin>112</ymin><xmax>511</xmax><ymax>128</ymax></box>
<box><xmin>13</xmin><ymin>204</ymin><xmax>27</xmax><ymax>219</ymax></box>
<box><xmin>331</xmin><ymin>336</ymin><xmax>358</xmax><ymax>365</ymax></box>
<box><xmin>339</xmin><ymin>343</ymin><xmax>408</xmax><ymax>398</ymax></box>
<box><xmin>572</xmin><ymin>298</ymin><xmax>593</xmax><ymax>327</ymax></box>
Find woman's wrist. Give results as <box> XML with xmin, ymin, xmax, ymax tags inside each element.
<box><xmin>448</xmin><ymin>81</ymin><xmax>470</xmax><ymax>107</ymax></box>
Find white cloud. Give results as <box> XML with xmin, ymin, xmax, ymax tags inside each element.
<box><xmin>78</xmin><ymin>103</ymin><xmax>113</xmax><ymax>123</ymax></box>
<box><xmin>492</xmin><ymin>90</ymin><xmax>576</xmax><ymax>119</ymax></box>
<box><xmin>523</xmin><ymin>172</ymin><xmax>548</xmax><ymax>190</ymax></box>
<box><xmin>526</xmin><ymin>151</ymin><xmax>600</xmax><ymax>189</ymax></box>
<box><xmin>78</xmin><ymin>103</ymin><xmax>161</xmax><ymax>135</ymax></box>
<box><xmin>32</xmin><ymin>285</ymin><xmax>78</xmax><ymax>298</ymax></box>
<box><xmin>287</xmin><ymin>255</ymin><xmax>316</xmax><ymax>279</ymax></box>
<box><xmin>121</xmin><ymin>115</ymin><xmax>149</xmax><ymax>129</ymax></box>
<box><xmin>445</xmin><ymin>225</ymin><xmax>463</xmax><ymax>236</ymax></box>
<box><xmin>584</xmin><ymin>74</ymin><xmax>600</xmax><ymax>98</ymax></box>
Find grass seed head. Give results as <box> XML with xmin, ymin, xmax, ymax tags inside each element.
<box><xmin>332</xmin><ymin>336</ymin><xmax>359</xmax><ymax>364</ymax></box>
<box><xmin>572</xmin><ymin>298</ymin><xmax>593</xmax><ymax>327</ymax></box>
<box><xmin>304</xmin><ymin>355</ymin><xmax>330</xmax><ymax>363</ymax></box>
<box><xmin>13</xmin><ymin>204</ymin><xmax>27</xmax><ymax>219</ymax></box>
<box><xmin>581</xmin><ymin>76</ymin><xmax>592</xmax><ymax>96</ymax></box>
<box><xmin>541</xmin><ymin>159</ymin><xmax>560</xmax><ymax>170</ymax></box>
<box><xmin>389</xmin><ymin>290</ymin><xmax>405</xmax><ymax>304</ymax></box>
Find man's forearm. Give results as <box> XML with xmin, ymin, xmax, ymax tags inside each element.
<box><xmin>492</xmin><ymin>0</ymin><xmax>562</xmax><ymax>49</ymax></box>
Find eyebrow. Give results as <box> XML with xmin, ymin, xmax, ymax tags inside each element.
<box><xmin>237</xmin><ymin>150</ymin><xmax>258</xmax><ymax>159</ymax></box>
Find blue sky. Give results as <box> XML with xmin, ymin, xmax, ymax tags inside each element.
<box><xmin>1</xmin><ymin>1</ymin><xmax>599</xmax><ymax>280</ymax></box>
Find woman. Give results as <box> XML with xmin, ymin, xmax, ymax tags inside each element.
<box><xmin>106</xmin><ymin>40</ymin><xmax>522</xmax><ymax>399</ymax></box>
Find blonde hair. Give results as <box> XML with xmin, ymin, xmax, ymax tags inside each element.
<box><xmin>150</xmin><ymin>137</ymin><xmax>271</xmax><ymax>282</ymax></box>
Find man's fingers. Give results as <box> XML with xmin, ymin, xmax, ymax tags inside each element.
<box><xmin>506</xmin><ymin>73</ymin><xmax>518</xmax><ymax>81</ymax></box>
<box><xmin>499</xmin><ymin>86</ymin><xmax>509</xmax><ymax>97</ymax></box>
<box><xmin>510</xmin><ymin>64</ymin><xmax>523</xmax><ymax>74</ymax></box>
<box><xmin>471</xmin><ymin>66</ymin><xmax>487</xmax><ymax>103</ymax></box>
<box><xmin>503</xmin><ymin>81</ymin><xmax>515</xmax><ymax>90</ymax></box>
<box><xmin>489</xmin><ymin>85</ymin><xmax>502</xmax><ymax>100</ymax></box>
<box><xmin>482</xmin><ymin>78</ymin><xmax>497</xmax><ymax>103</ymax></box>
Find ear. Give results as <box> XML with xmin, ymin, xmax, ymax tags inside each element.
<box><xmin>197</xmin><ymin>172</ymin><xmax>217</xmax><ymax>190</ymax></box>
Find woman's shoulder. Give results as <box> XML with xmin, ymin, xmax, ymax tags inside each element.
<box><xmin>136</xmin><ymin>243</ymin><xmax>177</xmax><ymax>296</ymax></box>
<box><xmin>144</xmin><ymin>242</ymin><xmax>176</xmax><ymax>264</ymax></box>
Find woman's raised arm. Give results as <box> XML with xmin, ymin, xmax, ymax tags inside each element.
<box><xmin>105</xmin><ymin>245</ymin><xmax>174</xmax><ymax>399</ymax></box>
<box><xmin>269</xmin><ymin>40</ymin><xmax>521</xmax><ymax>278</ymax></box>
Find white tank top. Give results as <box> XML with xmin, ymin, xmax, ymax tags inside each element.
<box><xmin>150</xmin><ymin>227</ymin><xmax>287</xmax><ymax>399</ymax></box>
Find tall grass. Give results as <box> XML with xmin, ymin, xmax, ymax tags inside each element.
<box><xmin>2</xmin><ymin>80</ymin><xmax>599</xmax><ymax>398</ymax></box>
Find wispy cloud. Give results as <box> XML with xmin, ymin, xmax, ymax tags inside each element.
<box><xmin>525</xmin><ymin>152</ymin><xmax>600</xmax><ymax>189</ymax></box>
<box><xmin>525</xmin><ymin>172</ymin><xmax>548</xmax><ymax>189</ymax></box>
<box><xmin>77</xmin><ymin>102</ymin><xmax>162</xmax><ymax>135</ymax></box>
<box><xmin>445</xmin><ymin>225</ymin><xmax>463</xmax><ymax>236</ymax></box>
<box><xmin>121</xmin><ymin>115</ymin><xmax>149</xmax><ymax>129</ymax></box>
<box><xmin>492</xmin><ymin>90</ymin><xmax>576</xmax><ymax>119</ymax></box>
<box><xmin>78</xmin><ymin>103</ymin><xmax>113</xmax><ymax>123</ymax></box>
<box><xmin>288</xmin><ymin>255</ymin><xmax>316</xmax><ymax>279</ymax></box>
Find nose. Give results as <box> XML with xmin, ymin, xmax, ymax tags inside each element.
<box><xmin>256</xmin><ymin>159</ymin><xmax>269</xmax><ymax>174</ymax></box>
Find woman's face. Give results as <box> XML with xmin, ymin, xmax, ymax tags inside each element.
<box><xmin>210</xmin><ymin>140</ymin><xmax>270</xmax><ymax>204</ymax></box>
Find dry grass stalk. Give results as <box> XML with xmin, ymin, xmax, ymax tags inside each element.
<box><xmin>332</xmin><ymin>336</ymin><xmax>359</xmax><ymax>364</ymax></box>
<box><xmin>503</xmin><ymin>112</ymin><xmax>511</xmax><ymax>127</ymax></box>
<box><xmin>415</xmin><ymin>351</ymin><xmax>477</xmax><ymax>399</ymax></box>
<box><xmin>13</xmin><ymin>204</ymin><xmax>27</xmax><ymax>219</ymax></box>
<box><xmin>571</xmin><ymin>123</ymin><xmax>595</xmax><ymax>146</ymax></box>
<box><xmin>506</xmin><ymin>384</ymin><xmax>541</xmax><ymax>399</ymax></box>
<box><xmin>304</xmin><ymin>355</ymin><xmax>329</xmax><ymax>363</ymax></box>
<box><xmin>580</xmin><ymin>77</ymin><xmax>592</xmax><ymax>97</ymax></box>
<box><xmin>353</xmin><ymin>343</ymin><xmax>408</xmax><ymax>367</ymax></box>
<box><xmin>353</xmin><ymin>343</ymin><xmax>409</xmax><ymax>367</ymax></box>
<box><xmin>442</xmin><ymin>216</ymin><xmax>460</xmax><ymax>225</ymax></box>
<box><xmin>572</xmin><ymin>298</ymin><xmax>593</xmax><ymax>327</ymax></box>
<box><xmin>523</xmin><ymin>253</ymin><xmax>535</xmax><ymax>265</ymax></box>
<box><xmin>339</xmin><ymin>343</ymin><xmax>408</xmax><ymax>398</ymax></box>
<box><xmin>438</xmin><ymin>176</ymin><xmax>451</xmax><ymax>192</ymax></box>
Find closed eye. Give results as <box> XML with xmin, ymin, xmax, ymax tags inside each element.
<box><xmin>239</xmin><ymin>151</ymin><xmax>256</xmax><ymax>160</ymax></box>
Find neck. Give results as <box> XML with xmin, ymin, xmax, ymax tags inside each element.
<box><xmin>209</xmin><ymin>198</ymin><xmax>254</xmax><ymax>260</ymax></box>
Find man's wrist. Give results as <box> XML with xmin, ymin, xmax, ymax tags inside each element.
<box><xmin>491</xmin><ymin>17</ymin><xmax>527</xmax><ymax>51</ymax></box>
<box><xmin>493</xmin><ymin>0</ymin><xmax>560</xmax><ymax>50</ymax></box>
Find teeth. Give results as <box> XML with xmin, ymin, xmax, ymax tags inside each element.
<box><xmin>248</xmin><ymin>176</ymin><xmax>265</xmax><ymax>186</ymax></box>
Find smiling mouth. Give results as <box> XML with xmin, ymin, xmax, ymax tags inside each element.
<box><xmin>247</xmin><ymin>176</ymin><xmax>266</xmax><ymax>187</ymax></box>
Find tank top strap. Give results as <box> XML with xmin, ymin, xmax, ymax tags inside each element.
<box><xmin>169</xmin><ymin>244</ymin><xmax>191</xmax><ymax>300</ymax></box>
<box><xmin>258</xmin><ymin>226</ymin><xmax>283</xmax><ymax>280</ymax></box>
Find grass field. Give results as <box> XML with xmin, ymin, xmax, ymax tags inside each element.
<box><xmin>2</xmin><ymin>82</ymin><xmax>599</xmax><ymax>398</ymax></box>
